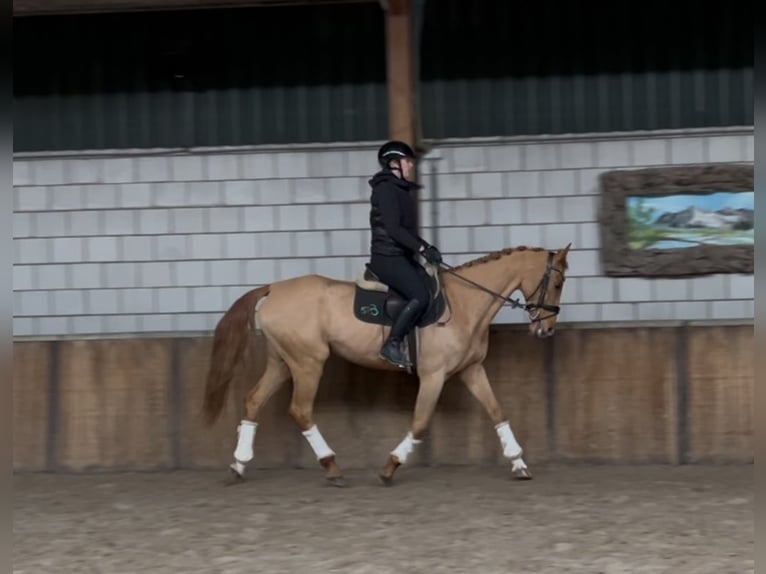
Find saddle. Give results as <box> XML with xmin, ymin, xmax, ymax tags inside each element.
<box><xmin>352</xmin><ymin>262</ymin><xmax>448</xmax><ymax>374</ymax></box>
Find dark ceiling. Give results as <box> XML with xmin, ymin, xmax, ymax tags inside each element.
<box><xmin>13</xmin><ymin>0</ymin><xmax>377</xmax><ymax>16</ymax></box>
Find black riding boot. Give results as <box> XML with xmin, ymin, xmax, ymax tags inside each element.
<box><xmin>379</xmin><ymin>298</ymin><xmax>423</xmax><ymax>367</ymax></box>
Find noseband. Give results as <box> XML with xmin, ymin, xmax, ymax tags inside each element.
<box><xmin>522</xmin><ymin>251</ymin><xmax>563</xmax><ymax>323</ymax></box>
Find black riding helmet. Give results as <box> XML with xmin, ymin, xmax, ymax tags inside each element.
<box><xmin>377</xmin><ymin>140</ymin><xmax>416</xmax><ymax>169</ymax></box>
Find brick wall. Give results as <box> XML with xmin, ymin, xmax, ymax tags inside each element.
<box><xmin>12</xmin><ymin>128</ymin><xmax>754</xmax><ymax>338</ymax></box>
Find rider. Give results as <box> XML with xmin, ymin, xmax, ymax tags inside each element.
<box><xmin>367</xmin><ymin>140</ymin><xmax>443</xmax><ymax>367</ymax></box>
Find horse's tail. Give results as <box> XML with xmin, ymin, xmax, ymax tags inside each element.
<box><xmin>202</xmin><ymin>285</ymin><xmax>271</xmax><ymax>426</ymax></box>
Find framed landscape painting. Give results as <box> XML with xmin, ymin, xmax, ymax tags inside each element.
<box><xmin>599</xmin><ymin>164</ymin><xmax>754</xmax><ymax>277</ymax></box>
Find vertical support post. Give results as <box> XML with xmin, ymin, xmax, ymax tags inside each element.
<box><xmin>383</xmin><ymin>0</ymin><xmax>422</xmax><ymax>231</ymax></box>
<box><xmin>169</xmin><ymin>338</ymin><xmax>183</xmax><ymax>470</ymax></box>
<box><xmin>676</xmin><ymin>322</ymin><xmax>689</xmax><ymax>465</ymax></box>
<box><xmin>385</xmin><ymin>0</ymin><xmax>417</xmax><ymax>146</ymax></box>
<box><xmin>46</xmin><ymin>341</ymin><xmax>61</xmax><ymax>472</ymax></box>
<box><xmin>545</xmin><ymin>335</ymin><xmax>558</xmax><ymax>461</ymax></box>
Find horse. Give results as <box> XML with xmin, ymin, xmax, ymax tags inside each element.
<box><xmin>201</xmin><ymin>242</ymin><xmax>571</xmax><ymax>486</ymax></box>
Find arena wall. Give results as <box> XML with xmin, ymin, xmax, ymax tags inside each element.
<box><xmin>12</xmin><ymin>323</ymin><xmax>753</xmax><ymax>472</ymax></box>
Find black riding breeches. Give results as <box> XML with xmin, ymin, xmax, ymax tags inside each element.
<box><xmin>368</xmin><ymin>253</ymin><xmax>430</xmax><ymax>316</ymax></box>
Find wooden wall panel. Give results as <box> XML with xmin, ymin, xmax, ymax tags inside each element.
<box><xmin>554</xmin><ymin>328</ymin><xmax>678</xmax><ymax>462</ymax></box>
<box><xmin>55</xmin><ymin>339</ymin><xmax>173</xmax><ymax>470</ymax></box>
<box><xmin>13</xmin><ymin>342</ymin><xmax>51</xmax><ymax>471</ymax></box>
<box><xmin>11</xmin><ymin>323</ymin><xmax>753</xmax><ymax>472</ymax></box>
<box><xmin>687</xmin><ymin>325</ymin><xmax>754</xmax><ymax>462</ymax></box>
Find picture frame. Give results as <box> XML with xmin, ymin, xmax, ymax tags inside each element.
<box><xmin>599</xmin><ymin>163</ymin><xmax>754</xmax><ymax>277</ymax></box>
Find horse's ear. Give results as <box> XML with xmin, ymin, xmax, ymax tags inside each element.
<box><xmin>556</xmin><ymin>242</ymin><xmax>572</xmax><ymax>260</ymax></box>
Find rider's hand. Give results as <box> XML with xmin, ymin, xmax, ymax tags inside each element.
<box><xmin>421</xmin><ymin>245</ymin><xmax>443</xmax><ymax>265</ymax></box>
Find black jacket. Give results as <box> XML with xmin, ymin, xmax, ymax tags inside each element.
<box><xmin>368</xmin><ymin>169</ymin><xmax>426</xmax><ymax>257</ymax></box>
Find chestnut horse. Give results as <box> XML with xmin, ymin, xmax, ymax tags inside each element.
<box><xmin>202</xmin><ymin>243</ymin><xmax>571</xmax><ymax>486</ymax></box>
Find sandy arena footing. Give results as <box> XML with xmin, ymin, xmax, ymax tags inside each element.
<box><xmin>13</xmin><ymin>464</ymin><xmax>753</xmax><ymax>574</ymax></box>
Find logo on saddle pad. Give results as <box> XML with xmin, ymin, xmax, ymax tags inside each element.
<box><xmin>359</xmin><ymin>304</ymin><xmax>381</xmax><ymax>317</ymax></box>
<box><xmin>352</xmin><ymin>264</ymin><xmax>447</xmax><ymax>329</ymax></box>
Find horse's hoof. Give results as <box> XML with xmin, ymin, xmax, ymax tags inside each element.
<box><xmin>378</xmin><ymin>474</ymin><xmax>395</xmax><ymax>487</ymax></box>
<box><xmin>225</xmin><ymin>466</ymin><xmax>246</xmax><ymax>486</ymax></box>
<box><xmin>326</xmin><ymin>476</ymin><xmax>347</xmax><ymax>488</ymax></box>
<box><xmin>513</xmin><ymin>468</ymin><xmax>532</xmax><ymax>480</ymax></box>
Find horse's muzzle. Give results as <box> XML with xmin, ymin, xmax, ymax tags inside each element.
<box><xmin>534</xmin><ymin>326</ymin><xmax>555</xmax><ymax>338</ymax></box>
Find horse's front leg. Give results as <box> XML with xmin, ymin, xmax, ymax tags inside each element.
<box><xmin>379</xmin><ymin>371</ymin><xmax>446</xmax><ymax>486</ymax></box>
<box><xmin>458</xmin><ymin>362</ymin><xmax>532</xmax><ymax>480</ymax></box>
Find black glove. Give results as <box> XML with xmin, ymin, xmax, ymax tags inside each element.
<box><xmin>421</xmin><ymin>244</ymin><xmax>443</xmax><ymax>265</ymax></box>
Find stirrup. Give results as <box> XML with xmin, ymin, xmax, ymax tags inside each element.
<box><xmin>379</xmin><ymin>352</ymin><xmax>411</xmax><ymax>369</ymax></box>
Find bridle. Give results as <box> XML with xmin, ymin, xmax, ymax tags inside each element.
<box><xmin>439</xmin><ymin>251</ymin><xmax>564</xmax><ymax>325</ymax></box>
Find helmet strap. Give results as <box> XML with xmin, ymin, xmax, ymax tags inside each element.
<box><xmin>388</xmin><ymin>158</ymin><xmax>403</xmax><ymax>178</ymax></box>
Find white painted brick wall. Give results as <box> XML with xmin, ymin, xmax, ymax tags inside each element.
<box><xmin>423</xmin><ymin>129</ymin><xmax>753</xmax><ymax>326</ymax></box>
<box><xmin>12</xmin><ymin>129</ymin><xmax>753</xmax><ymax>337</ymax></box>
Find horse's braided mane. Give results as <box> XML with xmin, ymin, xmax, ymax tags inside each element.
<box><xmin>452</xmin><ymin>245</ymin><xmax>568</xmax><ymax>271</ymax></box>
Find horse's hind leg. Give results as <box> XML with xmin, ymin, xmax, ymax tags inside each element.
<box><xmin>229</xmin><ymin>351</ymin><xmax>290</xmax><ymax>482</ymax></box>
<box><xmin>286</xmin><ymin>358</ymin><xmax>345</xmax><ymax>487</ymax></box>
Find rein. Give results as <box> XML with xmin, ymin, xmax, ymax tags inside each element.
<box><xmin>437</xmin><ymin>251</ymin><xmax>563</xmax><ymax>324</ymax></box>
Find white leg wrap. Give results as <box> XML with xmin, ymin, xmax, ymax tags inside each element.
<box><xmin>391</xmin><ymin>431</ymin><xmax>421</xmax><ymax>464</ymax></box>
<box><xmin>302</xmin><ymin>424</ymin><xmax>335</xmax><ymax>460</ymax></box>
<box><xmin>495</xmin><ymin>421</ymin><xmax>523</xmax><ymax>459</ymax></box>
<box><xmin>234</xmin><ymin>420</ymin><xmax>257</xmax><ymax>463</ymax></box>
